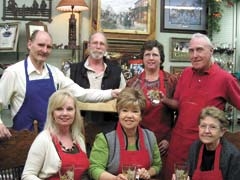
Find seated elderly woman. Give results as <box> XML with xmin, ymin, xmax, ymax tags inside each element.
<box><xmin>173</xmin><ymin>106</ymin><xmax>240</xmax><ymax>180</ymax></box>
<box><xmin>89</xmin><ymin>87</ymin><xmax>161</xmax><ymax>180</ymax></box>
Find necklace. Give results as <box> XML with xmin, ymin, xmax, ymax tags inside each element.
<box><xmin>59</xmin><ymin>141</ymin><xmax>76</xmax><ymax>152</ymax></box>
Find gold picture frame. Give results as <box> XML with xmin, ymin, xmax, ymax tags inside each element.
<box><xmin>170</xmin><ymin>66</ymin><xmax>187</xmax><ymax>76</ymax></box>
<box><xmin>0</xmin><ymin>22</ymin><xmax>20</xmax><ymax>52</ymax></box>
<box><xmin>25</xmin><ymin>21</ymin><xmax>48</xmax><ymax>41</ymax></box>
<box><xmin>170</xmin><ymin>37</ymin><xmax>190</xmax><ymax>62</ymax></box>
<box><xmin>91</xmin><ymin>0</ymin><xmax>156</xmax><ymax>40</ymax></box>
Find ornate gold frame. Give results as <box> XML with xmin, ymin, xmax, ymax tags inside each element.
<box><xmin>91</xmin><ymin>0</ymin><xmax>156</xmax><ymax>40</ymax></box>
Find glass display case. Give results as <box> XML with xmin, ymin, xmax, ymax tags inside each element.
<box><xmin>213</xmin><ymin>43</ymin><xmax>240</xmax><ymax>132</ymax></box>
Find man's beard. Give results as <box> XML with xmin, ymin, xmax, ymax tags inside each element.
<box><xmin>89</xmin><ymin>50</ymin><xmax>105</xmax><ymax>59</ymax></box>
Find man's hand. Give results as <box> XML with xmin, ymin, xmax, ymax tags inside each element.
<box><xmin>111</xmin><ymin>89</ymin><xmax>122</xmax><ymax>98</ymax></box>
<box><xmin>0</xmin><ymin>123</ymin><xmax>11</xmax><ymax>138</ymax></box>
<box><xmin>158</xmin><ymin>139</ymin><xmax>169</xmax><ymax>156</ymax></box>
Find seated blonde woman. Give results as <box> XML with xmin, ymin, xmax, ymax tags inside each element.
<box><xmin>22</xmin><ymin>90</ymin><xmax>89</xmax><ymax>180</ymax></box>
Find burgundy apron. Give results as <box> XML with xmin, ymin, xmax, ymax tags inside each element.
<box><xmin>192</xmin><ymin>144</ymin><xmax>223</xmax><ymax>180</ymax></box>
<box><xmin>48</xmin><ymin>135</ymin><xmax>89</xmax><ymax>180</ymax></box>
<box><xmin>13</xmin><ymin>59</ymin><xmax>56</xmax><ymax>131</ymax></box>
<box><xmin>164</xmin><ymin>86</ymin><xmax>208</xmax><ymax>180</ymax></box>
<box><xmin>116</xmin><ymin>123</ymin><xmax>151</xmax><ymax>173</ymax></box>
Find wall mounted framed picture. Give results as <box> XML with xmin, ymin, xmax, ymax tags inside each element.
<box><xmin>25</xmin><ymin>21</ymin><xmax>48</xmax><ymax>41</ymax></box>
<box><xmin>170</xmin><ymin>66</ymin><xmax>187</xmax><ymax>76</ymax></box>
<box><xmin>160</xmin><ymin>0</ymin><xmax>207</xmax><ymax>33</ymax></box>
<box><xmin>91</xmin><ymin>0</ymin><xmax>156</xmax><ymax>40</ymax></box>
<box><xmin>170</xmin><ymin>37</ymin><xmax>190</xmax><ymax>62</ymax></box>
<box><xmin>0</xmin><ymin>22</ymin><xmax>20</xmax><ymax>52</ymax></box>
<box><xmin>2</xmin><ymin>0</ymin><xmax>52</xmax><ymax>22</ymax></box>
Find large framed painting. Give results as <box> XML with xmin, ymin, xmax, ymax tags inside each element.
<box><xmin>91</xmin><ymin>0</ymin><xmax>156</xmax><ymax>40</ymax></box>
<box><xmin>161</xmin><ymin>0</ymin><xmax>207</xmax><ymax>33</ymax></box>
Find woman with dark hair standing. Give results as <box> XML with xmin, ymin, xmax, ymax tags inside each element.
<box><xmin>127</xmin><ymin>40</ymin><xmax>178</xmax><ymax>177</ymax></box>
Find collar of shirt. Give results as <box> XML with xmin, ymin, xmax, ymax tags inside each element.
<box><xmin>27</xmin><ymin>57</ymin><xmax>48</xmax><ymax>76</ymax></box>
<box><xmin>84</xmin><ymin>58</ymin><xmax>107</xmax><ymax>72</ymax></box>
<box><xmin>192</xmin><ymin>62</ymin><xmax>217</xmax><ymax>76</ymax></box>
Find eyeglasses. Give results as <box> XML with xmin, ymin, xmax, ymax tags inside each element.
<box><xmin>199</xmin><ymin>124</ymin><xmax>221</xmax><ymax>131</ymax></box>
<box><xmin>143</xmin><ymin>53</ymin><xmax>160</xmax><ymax>58</ymax></box>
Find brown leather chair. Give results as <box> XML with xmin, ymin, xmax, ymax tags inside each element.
<box><xmin>0</xmin><ymin>121</ymin><xmax>38</xmax><ymax>179</ymax></box>
<box><xmin>224</xmin><ymin>131</ymin><xmax>240</xmax><ymax>150</ymax></box>
<box><xmin>84</xmin><ymin>121</ymin><xmax>102</xmax><ymax>156</ymax></box>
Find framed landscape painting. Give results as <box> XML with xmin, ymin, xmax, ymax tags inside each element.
<box><xmin>91</xmin><ymin>0</ymin><xmax>156</xmax><ymax>40</ymax></box>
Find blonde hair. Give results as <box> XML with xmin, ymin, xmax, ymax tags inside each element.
<box><xmin>44</xmin><ymin>90</ymin><xmax>85</xmax><ymax>146</ymax></box>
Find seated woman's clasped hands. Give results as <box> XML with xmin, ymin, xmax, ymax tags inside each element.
<box><xmin>89</xmin><ymin>87</ymin><xmax>162</xmax><ymax>180</ymax></box>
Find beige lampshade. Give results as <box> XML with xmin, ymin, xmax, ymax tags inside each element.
<box><xmin>56</xmin><ymin>0</ymin><xmax>89</xmax><ymax>12</ymax></box>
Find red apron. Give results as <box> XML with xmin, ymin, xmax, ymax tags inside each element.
<box><xmin>141</xmin><ymin>70</ymin><xmax>169</xmax><ymax>142</ymax></box>
<box><xmin>164</xmin><ymin>86</ymin><xmax>208</xmax><ymax>180</ymax></box>
<box><xmin>116</xmin><ymin>123</ymin><xmax>151</xmax><ymax>173</ymax></box>
<box><xmin>192</xmin><ymin>144</ymin><xmax>223</xmax><ymax>180</ymax></box>
<box><xmin>48</xmin><ymin>135</ymin><xmax>89</xmax><ymax>180</ymax></box>
<box><xmin>141</xmin><ymin>70</ymin><xmax>167</xmax><ymax>108</ymax></box>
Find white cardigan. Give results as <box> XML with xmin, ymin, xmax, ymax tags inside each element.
<box><xmin>21</xmin><ymin>130</ymin><xmax>86</xmax><ymax>180</ymax></box>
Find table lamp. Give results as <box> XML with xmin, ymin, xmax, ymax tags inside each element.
<box><xmin>56</xmin><ymin>0</ymin><xmax>88</xmax><ymax>49</ymax></box>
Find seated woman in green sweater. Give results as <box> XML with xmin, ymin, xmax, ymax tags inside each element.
<box><xmin>89</xmin><ymin>87</ymin><xmax>161</xmax><ymax>180</ymax></box>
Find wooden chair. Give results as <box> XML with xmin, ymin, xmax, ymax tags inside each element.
<box><xmin>84</xmin><ymin>121</ymin><xmax>102</xmax><ymax>156</ymax></box>
<box><xmin>0</xmin><ymin>121</ymin><xmax>38</xmax><ymax>179</ymax></box>
<box><xmin>224</xmin><ymin>131</ymin><xmax>240</xmax><ymax>150</ymax></box>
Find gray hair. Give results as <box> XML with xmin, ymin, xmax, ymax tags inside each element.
<box><xmin>191</xmin><ymin>33</ymin><xmax>214</xmax><ymax>49</ymax></box>
<box><xmin>199</xmin><ymin>106</ymin><xmax>229</xmax><ymax>128</ymax></box>
<box><xmin>89</xmin><ymin>32</ymin><xmax>108</xmax><ymax>46</ymax></box>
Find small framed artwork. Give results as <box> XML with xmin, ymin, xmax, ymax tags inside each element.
<box><xmin>170</xmin><ymin>37</ymin><xmax>190</xmax><ymax>62</ymax></box>
<box><xmin>170</xmin><ymin>66</ymin><xmax>187</xmax><ymax>76</ymax></box>
<box><xmin>0</xmin><ymin>22</ymin><xmax>20</xmax><ymax>52</ymax></box>
<box><xmin>2</xmin><ymin>0</ymin><xmax>52</xmax><ymax>22</ymax></box>
<box><xmin>91</xmin><ymin>0</ymin><xmax>156</xmax><ymax>40</ymax></box>
<box><xmin>161</xmin><ymin>0</ymin><xmax>207</xmax><ymax>33</ymax></box>
<box><xmin>25</xmin><ymin>21</ymin><xmax>48</xmax><ymax>41</ymax></box>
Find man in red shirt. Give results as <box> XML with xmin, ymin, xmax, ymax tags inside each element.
<box><xmin>162</xmin><ymin>33</ymin><xmax>240</xmax><ymax>180</ymax></box>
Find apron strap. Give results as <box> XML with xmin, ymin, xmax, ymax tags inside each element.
<box><xmin>196</xmin><ymin>143</ymin><xmax>222</xmax><ymax>169</ymax></box>
<box><xmin>116</xmin><ymin>122</ymin><xmax>146</xmax><ymax>150</ymax></box>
